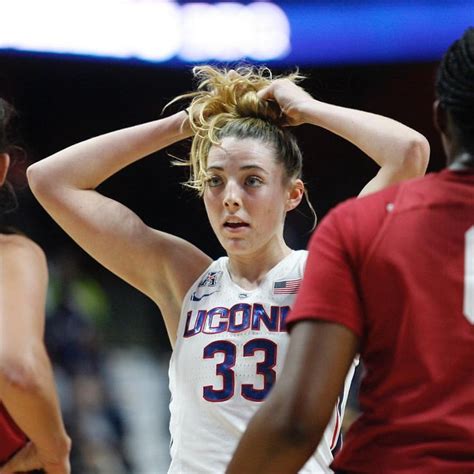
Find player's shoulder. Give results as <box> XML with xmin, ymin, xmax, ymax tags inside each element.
<box><xmin>329</xmin><ymin>181</ymin><xmax>403</xmax><ymax>227</ymax></box>
<box><xmin>183</xmin><ymin>256</ymin><xmax>226</xmax><ymax>297</ymax></box>
<box><xmin>280</xmin><ymin>249</ymin><xmax>308</xmax><ymax>274</ymax></box>
<box><xmin>317</xmin><ymin>179</ymin><xmax>421</xmax><ymax>254</ymax></box>
<box><xmin>288</xmin><ymin>249</ymin><xmax>308</xmax><ymax>262</ymax></box>
<box><xmin>331</xmin><ymin>171</ymin><xmax>445</xmax><ymax>219</ymax></box>
<box><xmin>0</xmin><ymin>233</ymin><xmax>47</xmax><ymax>270</ymax></box>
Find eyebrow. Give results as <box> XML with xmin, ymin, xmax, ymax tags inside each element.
<box><xmin>206</xmin><ymin>165</ymin><xmax>270</xmax><ymax>175</ymax></box>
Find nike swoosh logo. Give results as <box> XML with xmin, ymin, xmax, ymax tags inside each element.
<box><xmin>191</xmin><ymin>291</ymin><xmax>218</xmax><ymax>302</ymax></box>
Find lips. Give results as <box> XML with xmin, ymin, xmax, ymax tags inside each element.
<box><xmin>223</xmin><ymin>219</ymin><xmax>250</xmax><ymax>230</ymax></box>
<box><xmin>224</xmin><ymin>222</ymin><xmax>249</xmax><ymax>228</ymax></box>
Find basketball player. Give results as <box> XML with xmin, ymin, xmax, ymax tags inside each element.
<box><xmin>0</xmin><ymin>98</ymin><xmax>70</xmax><ymax>473</ymax></box>
<box><xmin>27</xmin><ymin>66</ymin><xmax>428</xmax><ymax>472</ymax></box>
<box><xmin>227</xmin><ymin>29</ymin><xmax>474</xmax><ymax>474</ymax></box>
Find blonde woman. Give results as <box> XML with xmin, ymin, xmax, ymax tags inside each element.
<box><xmin>27</xmin><ymin>66</ymin><xmax>429</xmax><ymax>473</ymax></box>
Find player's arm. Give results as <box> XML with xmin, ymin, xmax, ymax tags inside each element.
<box><xmin>258</xmin><ymin>79</ymin><xmax>430</xmax><ymax>196</ymax></box>
<box><xmin>27</xmin><ymin>112</ymin><xmax>212</xmax><ymax>335</ymax></box>
<box><xmin>299</xmin><ymin>100</ymin><xmax>430</xmax><ymax>197</ymax></box>
<box><xmin>0</xmin><ymin>235</ymin><xmax>70</xmax><ymax>473</ymax></box>
<box><xmin>227</xmin><ymin>321</ymin><xmax>358</xmax><ymax>474</ymax></box>
<box><xmin>228</xmin><ymin>204</ymin><xmax>364</xmax><ymax>473</ymax></box>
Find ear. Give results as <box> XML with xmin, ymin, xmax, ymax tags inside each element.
<box><xmin>286</xmin><ymin>178</ymin><xmax>304</xmax><ymax>212</ymax></box>
<box><xmin>433</xmin><ymin>100</ymin><xmax>447</xmax><ymax>135</ymax></box>
<box><xmin>0</xmin><ymin>153</ymin><xmax>10</xmax><ymax>186</ymax></box>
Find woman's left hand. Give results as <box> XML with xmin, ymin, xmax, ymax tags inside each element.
<box><xmin>257</xmin><ymin>79</ymin><xmax>314</xmax><ymax>126</ymax></box>
<box><xmin>0</xmin><ymin>442</ymin><xmax>42</xmax><ymax>473</ymax></box>
<box><xmin>0</xmin><ymin>440</ymin><xmax>71</xmax><ymax>474</ymax></box>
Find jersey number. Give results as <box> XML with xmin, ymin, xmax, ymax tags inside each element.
<box><xmin>203</xmin><ymin>339</ymin><xmax>277</xmax><ymax>402</ymax></box>
<box><xmin>465</xmin><ymin>227</ymin><xmax>474</xmax><ymax>324</ymax></box>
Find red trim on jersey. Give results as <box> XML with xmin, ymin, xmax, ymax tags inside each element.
<box><xmin>330</xmin><ymin>397</ymin><xmax>341</xmax><ymax>450</ymax></box>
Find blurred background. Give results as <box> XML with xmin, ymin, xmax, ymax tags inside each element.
<box><xmin>1</xmin><ymin>1</ymin><xmax>472</xmax><ymax>472</ymax></box>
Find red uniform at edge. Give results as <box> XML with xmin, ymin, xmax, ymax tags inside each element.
<box><xmin>0</xmin><ymin>402</ymin><xmax>27</xmax><ymax>464</ymax></box>
<box><xmin>288</xmin><ymin>169</ymin><xmax>474</xmax><ymax>473</ymax></box>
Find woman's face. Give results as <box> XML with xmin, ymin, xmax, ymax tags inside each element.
<box><xmin>203</xmin><ymin>136</ymin><xmax>298</xmax><ymax>257</ymax></box>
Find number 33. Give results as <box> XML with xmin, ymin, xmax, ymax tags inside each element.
<box><xmin>203</xmin><ymin>338</ymin><xmax>277</xmax><ymax>402</ymax></box>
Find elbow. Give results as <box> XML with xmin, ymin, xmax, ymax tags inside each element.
<box><xmin>27</xmin><ymin>162</ymin><xmax>49</xmax><ymax>197</ymax></box>
<box><xmin>401</xmin><ymin>134</ymin><xmax>430</xmax><ymax>178</ymax></box>
<box><xmin>27</xmin><ymin>161</ymin><xmax>63</xmax><ymax>203</ymax></box>
<box><xmin>0</xmin><ymin>355</ymin><xmax>44</xmax><ymax>395</ymax></box>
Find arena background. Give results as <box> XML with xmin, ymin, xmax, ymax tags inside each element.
<box><xmin>0</xmin><ymin>1</ymin><xmax>467</xmax><ymax>472</ymax></box>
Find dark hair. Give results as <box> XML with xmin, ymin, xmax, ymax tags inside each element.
<box><xmin>0</xmin><ymin>98</ymin><xmax>19</xmax><ymax>216</ymax></box>
<box><xmin>435</xmin><ymin>27</ymin><xmax>474</xmax><ymax>145</ymax></box>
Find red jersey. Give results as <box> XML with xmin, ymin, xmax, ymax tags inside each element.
<box><xmin>288</xmin><ymin>169</ymin><xmax>474</xmax><ymax>473</ymax></box>
<box><xmin>0</xmin><ymin>402</ymin><xmax>27</xmax><ymax>464</ymax></box>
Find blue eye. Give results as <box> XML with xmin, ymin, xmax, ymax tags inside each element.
<box><xmin>245</xmin><ymin>176</ymin><xmax>263</xmax><ymax>187</ymax></box>
<box><xmin>207</xmin><ymin>175</ymin><xmax>223</xmax><ymax>187</ymax></box>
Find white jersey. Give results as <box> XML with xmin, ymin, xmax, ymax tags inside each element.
<box><xmin>169</xmin><ymin>250</ymin><xmax>355</xmax><ymax>473</ymax></box>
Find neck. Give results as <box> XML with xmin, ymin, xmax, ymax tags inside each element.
<box><xmin>444</xmin><ymin>120</ymin><xmax>474</xmax><ymax>171</ymax></box>
<box><xmin>227</xmin><ymin>240</ymin><xmax>292</xmax><ymax>290</ymax></box>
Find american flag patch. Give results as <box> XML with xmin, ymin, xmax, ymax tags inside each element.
<box><xmin>273</xmin><ymin>278</ymin><xmax>301</xmax><ymax>294</ymax></box>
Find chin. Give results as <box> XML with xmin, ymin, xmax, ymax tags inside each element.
<box><xmin>222</xmin><ymin>239</ymin><xmax>252</xmax><ymax>255</ymax></box>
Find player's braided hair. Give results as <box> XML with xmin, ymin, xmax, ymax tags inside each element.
<box><xmin>0</xmin><ymin>98</ymin><xmax>19</xmax><ymax>217</ymax></box>
<box><xmin>171</xmin><ymin>65</ymin><xmax>305</xmax><ymax>195</ymax></box>
<box><xmin>435</xmin><ymin>27</ymin><xmax>474</xmax><ymax>144</ymax></box>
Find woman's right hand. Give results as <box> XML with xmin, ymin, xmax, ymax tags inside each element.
<box><xmin>257</xmin><ymin>79</ymin><xmax>314</xmax><ymax>126</ymax></box>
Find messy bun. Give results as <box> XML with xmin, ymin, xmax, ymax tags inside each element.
<box><xmin>172</xmin><ymin>65</ymin><xmax>304</xmax><ymax>194</ymax></box>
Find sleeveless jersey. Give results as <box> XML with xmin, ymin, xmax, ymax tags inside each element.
<box><xmin>169</xmin><ymin>250</ymin><xmax>355</xmax><ymax>473</ymax></box>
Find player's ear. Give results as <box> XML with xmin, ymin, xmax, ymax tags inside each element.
<box><xmin>433</xmin><ymin>100</ymin><xmax>447</xmax><ymax>135</ymax></box>
<box><xmin>286</xmin><ymin>179</ymin><xmax>304</xmax><ymax>212</ymax></box>
<box><xmin>0</xmin><ymin>153</ymin><xmax>10</xmax><ymax>186</ymax></box>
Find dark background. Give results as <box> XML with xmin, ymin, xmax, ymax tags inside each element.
<box><xmin>0</xmin><ymin>53</ymin><xmax>444</xmax><ymax>351</ymax></box>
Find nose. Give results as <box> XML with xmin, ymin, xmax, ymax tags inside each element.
<box><xmin>223</xmin><ymin>182</ymin><xmax>242</xmax><ymax>211</ymax></box>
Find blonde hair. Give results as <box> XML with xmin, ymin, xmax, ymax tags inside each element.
<box><xmin>170</xmin><ymin>65</ymin><xmax>304</xmax><ymax>195</ymax></box>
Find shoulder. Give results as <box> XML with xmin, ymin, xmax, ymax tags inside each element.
<box><xmin>0</xmin><ymin>233</ymin><xmax>45</xmax><ymax>258</ymax></box>
<box><xmin>288</xmin><ymin>249</ymin><xmax>308</xmax><ymax>263</ymax></box>
<box><xmin>308</xmin><ymin>183</ymin><xmax>405</xmax><ymax>264</ymax></box>
<box><xmin>323</xmin><ymin>182</ymin><xmax>404</xmax><ymax>234</ymax></box>
<box><xmin>0</xmin><ymin>234</ymin><xmax>47</xmax><ymax>278</ymax></box>
<box><xmin>340</xmin><ymin>182</ymin><xmax>403</xmax><ymax>217</ymax></box>
<box><xmin>182</xmin><ymin>257</ymin><xmax>225</xmax><ymax>293</ymax></box>
<box><xmin>201</xmin><ymin>256</ymin><xmax>227</xmax><ymax>276</ymax></box>
<box><xmin>349</xmin><ymin>171</ymin><xmax>454</xmax><ymax>216</ymax></box>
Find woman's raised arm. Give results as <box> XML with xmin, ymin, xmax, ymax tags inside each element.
<box><xmin>258</xmin><ymin>79</ymin><xmax>430</xmax><ymax>196</ymax></box>
<box><xmin>27</xmin><ymin>111</ymin><xmax>212</xmax><ymax>340</ymax></box>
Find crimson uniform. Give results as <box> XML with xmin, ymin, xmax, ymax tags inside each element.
<box><xmin>0</xmin><ymin>402</ymin><xmax>27</xmax><ymax>465</ymax></box>
<box><xmin>288</xmin><ymin>169</ymin><xmax>474</xmax><ymax>473</ymax></box>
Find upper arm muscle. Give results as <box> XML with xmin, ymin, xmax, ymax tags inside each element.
<box><xmin>31</xmin><ymin>187</ymin><xmax>212</xmax><ymax>329</ymax></box>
